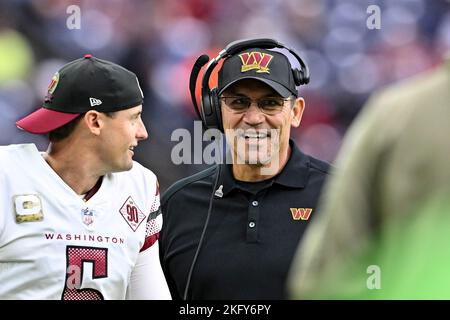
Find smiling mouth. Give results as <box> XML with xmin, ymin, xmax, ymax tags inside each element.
<box><xmin>241</xmin><ymin>131</ymin><xmax>271</xmax><ymax>140</ymax></box>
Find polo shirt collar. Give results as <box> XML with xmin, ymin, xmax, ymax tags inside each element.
<box><xmin>273</xmin><ymin>139</ymin><xmax>310</xmax><ymax>188</ymax></box>
<box><xmin>216</xmin><ymin>139</ymin><xmax>310</xmax><ymax>197</ymax></box>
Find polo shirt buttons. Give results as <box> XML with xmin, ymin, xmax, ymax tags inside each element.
<box><xmin>247</xmin><ymin>199</ymin><xmax>259</xmax><ymax>241</ymax></box>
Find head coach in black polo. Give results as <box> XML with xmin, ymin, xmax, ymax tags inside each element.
<box><xmin>159</xmin><ymin>38</ymin><xmax>330</xmax><ymax>300</ymax></box>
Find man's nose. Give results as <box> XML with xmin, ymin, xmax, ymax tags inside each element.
<box><xmin>243</xmin><ymin>103</ymin><xmax>265</xmax><ymax>125</ymax></box>
<box><xmin>136</xmin><ymin>120</ymin><xmax>148</xmax><ymax>140</ymax></box>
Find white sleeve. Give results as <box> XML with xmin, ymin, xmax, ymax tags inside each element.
<box><xmin>126</xmin><ymin>240</ymin><xmax>172</xmax><ymax>300</ymax></box>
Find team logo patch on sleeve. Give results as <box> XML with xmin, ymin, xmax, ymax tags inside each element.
<box><xmin>13</xmin><ymin>194</ymin><xmax>44</xmax><ymax>223</ymax></box>
<box><xmin>119</xmin><ymin>196</ymin><xmax>147</xmax><ymax>231</ymax></box>
<box><xmin>44</xmin><ymin>72</ymin><xmax>59</xmax><ymax>103</ymax></box>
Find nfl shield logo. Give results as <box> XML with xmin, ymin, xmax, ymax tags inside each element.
<box><xmin>81</xmin><ymin>207</ymin><xmax>94</xmax><ymax>226</ymax></box>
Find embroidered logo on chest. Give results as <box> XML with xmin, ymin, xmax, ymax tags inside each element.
<box><xmin>290</xmin><ymin>208</ymin><xmax>313</xmax><ymax>221</ymax></box>
<box><xmin>119</xmin><ymin>196</ymin><xmax>146</xmax><ymax>231</ymax></box>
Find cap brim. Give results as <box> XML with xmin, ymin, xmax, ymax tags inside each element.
<box><xmin>218</xmin><ymin>76</ymin><xmax>294</xmax><ymax>98</ymax></box>
<box><xmin>16</xmin><ymin>108</ymin><xmax>80</xmax><ymax>134</ymax></box>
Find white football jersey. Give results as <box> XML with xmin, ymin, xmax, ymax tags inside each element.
<box><xmin>0</xmin><ymin>144</ymin><xmax>162</xmax><ymax>299</ymax></box>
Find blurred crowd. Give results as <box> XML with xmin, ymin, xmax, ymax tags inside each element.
<box><xmin>1</xmin><ymin>0</ymin><xmax>449</xmax><ymax>191</ymax></box>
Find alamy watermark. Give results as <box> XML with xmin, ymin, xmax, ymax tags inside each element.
<box><xmin>366</xmin><ymin>5</ymin><xmax>381</xmax><ymax>30</ymax></box>
<box><xmin>66</xmin><ymin>265</ymin><xmax>81</xmax><ymax>289</ymax></box>
<box><xmin>366</xmin><ymin>265</ymin><xmax>381</xmax><ymax>290</ymax></box>
<box><xmin>66</xmin><ymin>5</ymin><xmax>81</xmax><ymax>30</ymax></box>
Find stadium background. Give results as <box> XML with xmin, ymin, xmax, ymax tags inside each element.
<box><xmin>0</xmin><ymin>0</ymin><xmax>449</xmax><ymax>191</ymax></box>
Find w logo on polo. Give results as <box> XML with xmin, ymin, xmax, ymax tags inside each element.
<box><xmin>290</xmin><ymin>208</ymin><xmax>313</xmax><ymax>221</ymax></box>
<box><xmin>239</xmin><ymin>52</ymin><xmax>273</xmax><ymax>74</ymax></box>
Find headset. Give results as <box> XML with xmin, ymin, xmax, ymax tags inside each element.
<box><xmin>189</xmin><ymin>38</ymin><xmax>310</xmax><ymax>132</ymax></box>
<box><xmin>184</xmin><ymin>38</ymin><xmax>309</xmax><ymax>300</ymax></box>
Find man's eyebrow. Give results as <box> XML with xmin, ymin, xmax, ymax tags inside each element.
<box><xmin>261</xmin><ymin>93</ymin><xmax>281</xmax><ymax>98</ymax></box>
<box><xmin>225</xmin><ymin>92</ymin><xmax>279</xmax><ymax>98</ymax></box>
<box><xmin>224</xmin><ymin>91</ymin><xmax>247</xmax><ymax>97</ymax></box>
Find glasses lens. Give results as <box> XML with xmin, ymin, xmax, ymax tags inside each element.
<box><xmin>258</xmin><ymin>97</ymin><xmax>285</xmax><ymax>114</ymax></box>
<box><xmin>222</xmin><ymin>97</ymin><xmax>250</xmax><ymax>112</ymax></box>
<box><xmin>221</xmin><ymin>96</ymin><xmax>288</xmax><ymax>114</ymax></box>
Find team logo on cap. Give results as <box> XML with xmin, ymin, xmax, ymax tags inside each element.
<box><xmin>48</xmin><ymin>72</ymin><xmax>59</xmax><ymax>94</ymax></box>
<box><xmin>44</xmin><ymin>72</ymin><xmax>59</xmax><ymax>103</ymax></box>
<box><xmin>239</xmin><ymin>52</ymin><xmax>273</xmax><ymax>74</ymax></box>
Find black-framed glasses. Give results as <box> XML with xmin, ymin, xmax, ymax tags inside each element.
<box><xmin>220</xmin><ymin>96</ymin><xmax>293</xmax><ymax>115</ymax></box>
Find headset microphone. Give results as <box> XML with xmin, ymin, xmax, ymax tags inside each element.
<box><xmin>185</xmin><ymin>53</ymin><xmax>220</xmax><ymax>299</ymax></box>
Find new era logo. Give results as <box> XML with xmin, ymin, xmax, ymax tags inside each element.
<box><xmin>89</xmin><ymin>97</ymin><xmax>102</xmax><ymax>107</ymax></box>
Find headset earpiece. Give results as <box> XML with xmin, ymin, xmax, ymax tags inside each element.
<box><xmin>292</xmin><ymin>68</ymin><xmax>303</xmax><ymax>86</ymax></box>
<box><xmin>292</xmin><ymin>68</ymin><xmax>309</xmax><ymax>86</ymax></box>
<box><xmin>210</xmin><ymin>88</ymin><xmax>223</xmax><ymax>132</ymax></box>
<box><xmin>201</xmin><ymin>87</ymin><xmax>222</xmax><ymax>131</ymax></box>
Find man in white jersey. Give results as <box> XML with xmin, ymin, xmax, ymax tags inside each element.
<box><xmin>0</xmin><ymin>54</ymin><xmax>171</xmax><ymax>300</ymax></box>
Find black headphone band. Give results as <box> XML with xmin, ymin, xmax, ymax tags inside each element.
<box><xmin>284</xmin><ymin>47</ymin><xmax>310</xmax><ymax>83</ymax></box>
<box><xmin>202</xmin><ymin>38</ymin><xmax>309</xmax><ymax>94</ymax></box>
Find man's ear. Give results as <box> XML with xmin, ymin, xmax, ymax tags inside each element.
<box><xmin>83</xmin><ymin>110</ymin><xmax>103</xmax><ymax>135</ymax></box>
<box><xmin>291</xmin><ymin>97</ymin><xmax>305</xmax><ymax>128</ymax></box>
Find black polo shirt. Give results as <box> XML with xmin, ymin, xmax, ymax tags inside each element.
<box><xmin>159</xmin><ymin>140</ymin><xmax>330</xmax><ymax>300</ymax></box>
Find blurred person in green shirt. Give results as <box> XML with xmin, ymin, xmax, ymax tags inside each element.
<box><xmin>288</xmin><ymin>57</ymin><xmax>450</xmax><ymax>299</ymax></box>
